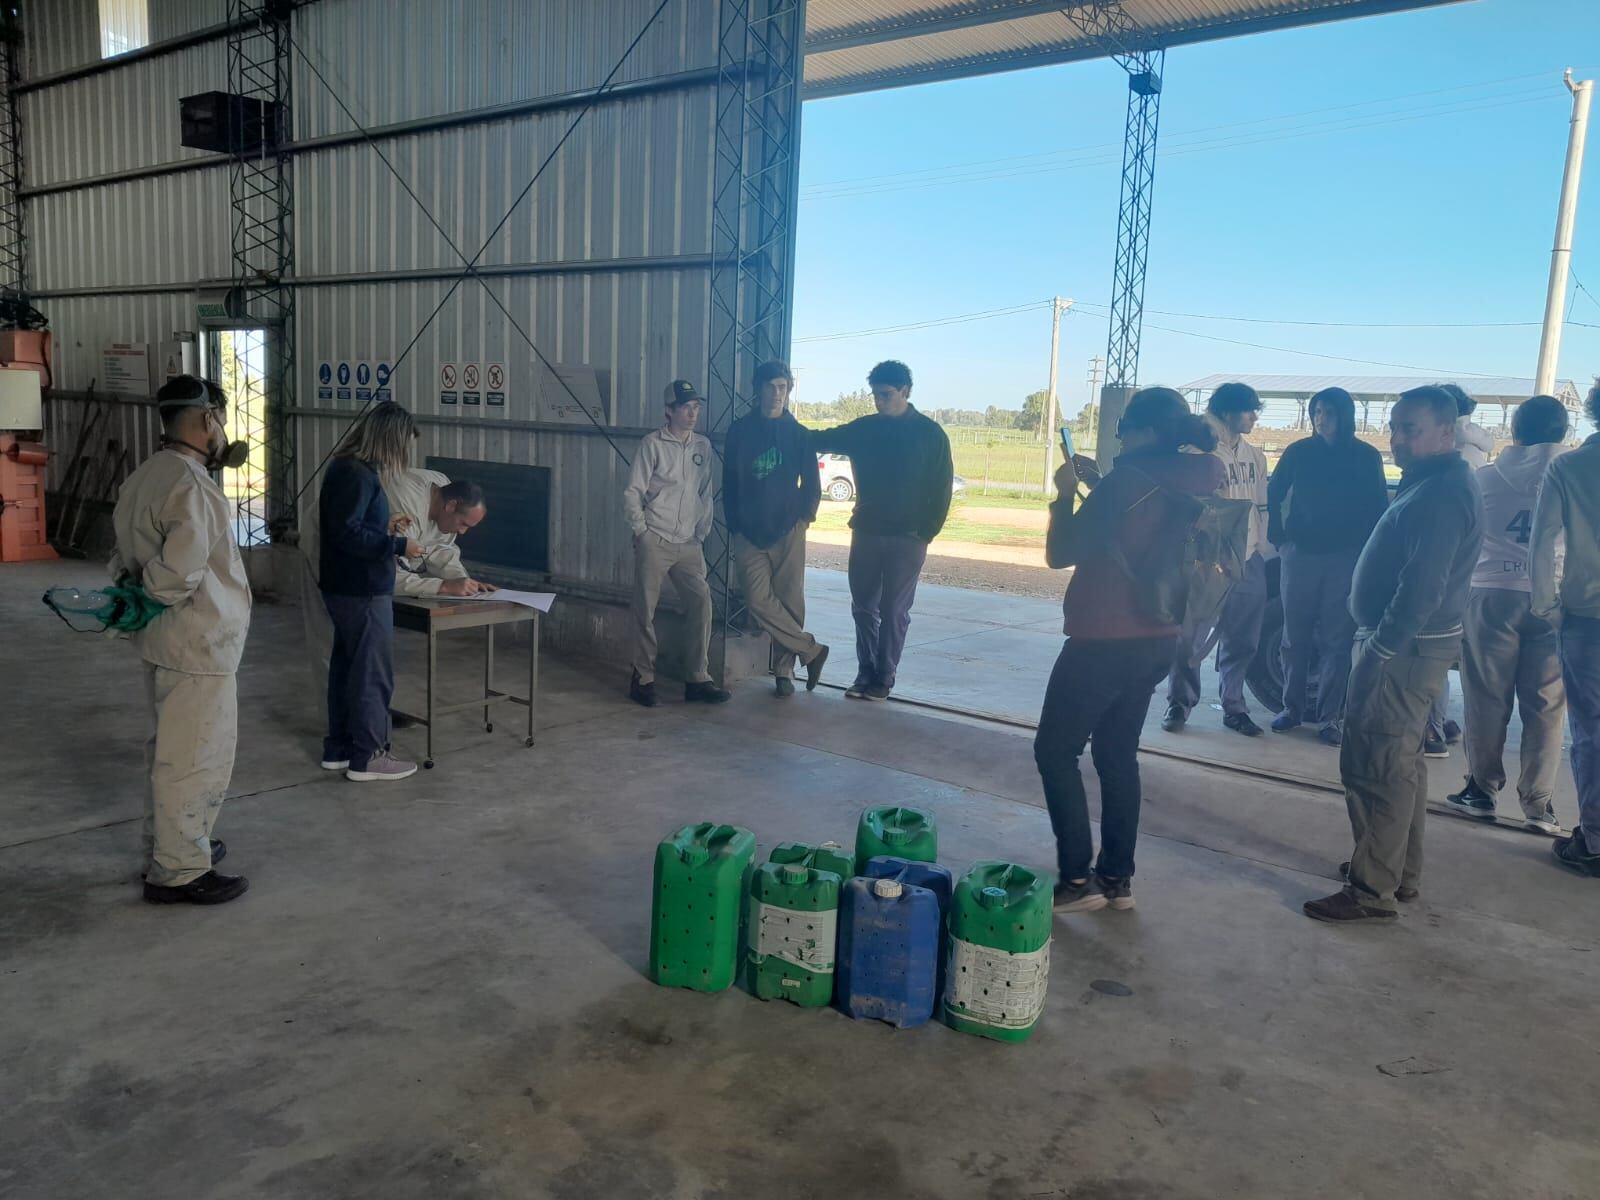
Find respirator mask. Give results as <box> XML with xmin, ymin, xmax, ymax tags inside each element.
<box><xmin>158</xmin><ymin>376</ymin><xmax>250</xmax><ymax>470</ymax></box>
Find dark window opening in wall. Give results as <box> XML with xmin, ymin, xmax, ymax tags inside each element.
<box><xmin>99</xmin><ymin>0</ymin><xmax>150</xmax><ymax>58</ymax></box>
<box><xmin>426</xmin><ymin>456</ymin><xmax>551</xmax><ymax>575</ymax></box>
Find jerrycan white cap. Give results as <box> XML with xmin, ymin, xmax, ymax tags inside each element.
<box><xmin>873</xmin><ymin>878</ymin><xmax>903</xmax><ymax>899</ymax></box>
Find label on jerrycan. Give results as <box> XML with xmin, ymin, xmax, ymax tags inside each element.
<box><xmin>751</xmin><ymin>902</ymin><xmax>838</xmax><ymax>972</ymax></box>
<box><xmin>946</xmin><ymin>937</ymin><xmax>1051</xmax><ymax>1030</ymax></box>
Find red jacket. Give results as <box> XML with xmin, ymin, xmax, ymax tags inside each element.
<box><xmin>1048</xmin><ymin>451</ymin><xmax>1227</xmax><ymax>640</ymax></box>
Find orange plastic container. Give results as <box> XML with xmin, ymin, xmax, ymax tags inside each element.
<box><xmin>0</xmin><ymin>433</ymin><xmax>57</xmax><ymax>561</ymax></box>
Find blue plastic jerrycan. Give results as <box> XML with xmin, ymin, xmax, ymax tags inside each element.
<box><xmin>836</xmin><ymin>858</ymin><xmax>952</xmax><ymax>1028</ymax></box>
<box><xmin>864</xmin><ymin>855</ymin><xmax>954</xmax><ymax>999</ymax></box>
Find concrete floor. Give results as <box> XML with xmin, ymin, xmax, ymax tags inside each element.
<box><xmin>804</xmin><ymin>569</ymin><xmax>1582</xmax><ymax>821</ymax></box>
<box><xmin>4</xmin><ymin>559</ymin><xmax>1598</xmax><ymax>1199</ymax></box>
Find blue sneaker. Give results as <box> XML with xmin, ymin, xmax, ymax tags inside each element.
<box><xmin>1271</xmin><ymin>710</ymin><xmax>1301</xmax><ymax>733</ymax></box>
<box><xmin>1317</xmin><ymin>723</ymin><xmax>1342</xmax><ymax>747</ymax></box>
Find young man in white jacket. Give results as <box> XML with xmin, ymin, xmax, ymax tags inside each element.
<box><xmin>1447</xmin><ymin>396</ymin><xmax>1568</xmax><ymax>834</ymax></box>
<box><xmin>1163</xmin><ymin>381</ymin><xmax>1272</xmax><ymax>737</ymax></box>
<box><xmin>623</xmin><ymin>380</ymin><xmax>730</xmax><ymax>707</ymax></box>
<box><xmin>384</xmin><ymin>471</ymin><xmax>492</xmax><ymax>598</ymax></box>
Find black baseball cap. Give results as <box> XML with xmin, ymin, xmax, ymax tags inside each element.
<box><xmin>664</xmin><ymin>379</ymin><xmax>702</xmax><ymax>407</ymax></box>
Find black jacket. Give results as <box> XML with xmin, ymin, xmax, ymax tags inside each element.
<box><xmin>723</xmin><ymin>410</ymin><xmax>821</xmax><ymax>548</ymax></box>
<box><xmin>1267</xmin><ymin>435</ymin><xmax>1389</xmax><ymax>553</ymax></box>
<box><xmin>1348</xmin><ymin>452</ymin><xmax>1483</xmax><ymax>658</ymax></box>
<box><xmin>808</xmin><ymin>406</ymin><xmax>953</xmax><ymax>542</ymax></box>
<box><xmin>318</xmin><ymin>456</ymin><xmax>407</xmax><ymax>597</ymax></box>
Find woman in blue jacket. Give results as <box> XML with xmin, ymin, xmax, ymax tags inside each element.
<box><xmin>318</xmin><ymin>402</ymin><xmax>421</xmax><ymax>782</ymax></box>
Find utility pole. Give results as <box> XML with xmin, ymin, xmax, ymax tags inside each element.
<box><xmin>1536</xmin><ymin>69</ymin><xmax>1593</xmax><ymax>395</ymax></box>
<box><xmin>1042</xmin><ymin>297</ymin><xmax>1073</xmax><ymax>495</ymax></box>
<box><xmin>1084</xmin><ymin>355</ymin><xmax>1105</xmax><ymax>446</ymax></box>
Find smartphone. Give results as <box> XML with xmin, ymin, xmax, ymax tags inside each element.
<box><xmin>1058</xmin><ymin>426</ymin><xmax>1075</xmax><ymax>459</ymax></box>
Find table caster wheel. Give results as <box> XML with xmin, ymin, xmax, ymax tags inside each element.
<box><xmin>524</xmin><ymin>736</ymin><xmax>535</xmax><ymax>748</ymax></box>
<box><xmin>423</xmin><ymin>759</ymin><xmax>435</xmax><ymax>770</ymax></box>
<box><xmin>485</xmin><ymin>722</ymin><xmax>494</xmax><ymax>733</ymax></box>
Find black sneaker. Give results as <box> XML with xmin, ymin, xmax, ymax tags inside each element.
<box><xmin>629</xmin><ymin>671</ymin><xmax>657</xmax><ymax>708</ymax></box>
<box><xmin>805</xmin><ymin>645</ymin><xmax>829</xmax><ymax>691</ymax></box>
<box><xmin>1423</xmin><ymin>733</ymin><xmax>1448</xmax><ymax>758</ymax></box>
<box><xmin>1052</xmin><ymin>878</ymin><xmax>1107</xmax><ymax>913</ymax></box>
<box><xmin>1161</xmin><ymin>703</ymin><xmax>1187</xmax><ymax>732</ymax></box>
<box><xmin>1223</xmin><ymin>712</ymin><xmax>1263</xmax><ymax>737</ymax></box>
<box><xmin>1097</xmin><ymin>874</ymin><xmax>1135</xmax><ymax>911</ymax></box>
<box><xmin>685</xmin><ymin>680</ymin><xmax>732</xmax><ymax>704</ymax></box>
<box><xmin>143</xmin><ymin>870</ymin><xmax>250</xmax><ymax>906</ymax></box>
<box><xmin>141</xmin><ymin>840</ymin><xmax>225</xmax><ymax>883</ymax></box>
<box><xmin>1552</xmin><ymin>829</ymin><xmax>1600</xmax><ymax>877</ymax></box>
<box><xmin>1443</xmin><ymin>719</ymin><xmax>1462</xmax><ymax>744</ymax></box>
<box><xmin>1303</xmin><ymin>891</ymin><xmax>1397</xmax><ymax>923</ymax></box>
<box><xmin>863</xmin><ymin>683</ymin><xmax>892</xmax><ymax>701</ymax></box>
<box><xmin>774</xmin><ymin>676</ymin><xmax>795</xmax><ymax>698</ymax></box>
<box><xmin>845</xmin><ymin>677</ymin><xmax>871</xmax><ymax>700</ymax></box>
<box><xmin>1445</xmin><ymin>777</ymin><xmax>1496</xmax><ymax>820</ymax></box>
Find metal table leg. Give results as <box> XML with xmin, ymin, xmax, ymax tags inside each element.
<box><xmin>526</xmin><ymin>613</ymin><xmax>538</xmax><ymax>748</ymax></box>
<box><xmin>485</xmin><ymin>624</ymin><xmax>495</xmax><ymax>732</ymax></box>
<box><xmin>424</xmin><ymin>619</ymin><xmax>437</xmax><ymax>769</ymax></box>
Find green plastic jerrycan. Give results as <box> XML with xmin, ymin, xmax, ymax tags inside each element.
<box><xmin>650</xmin><ymin>822</ymin><xmax>756</xmax><ymax>992</ymax></box>
<box><xmin>768</xmin><ymin>840</ymin><xmax>855</xmax><ymax>884</ymax></box>
<box><xmin>944</xmin><ymin>861</ymin><xmax>1053</xmax><ymax>1042</ymax></box>
<box><xmin>855</xmin><ymin>805</ymin><xmax>937</xmax><ymax>873</ymax></box>
<box><xmin>748</xmin><ymin>862</ymin><xmax>841</xmax><ymax>1006</ymax></box>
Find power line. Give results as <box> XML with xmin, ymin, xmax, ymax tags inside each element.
<box><xmin>1069</xmin><ymin>299</ymin><xmax>1541</xmax><ymax>331</ymax></box>
<box><xmin>802</xmin><ymin>82</ymin><xmax>1565</xmax><ymax>202</ymax></box>
<box><xmin>793</xmin><ymin>300</ymin><xmax>1051</xmax><ymax>343</ymax></box>
<box><xmin>803</xmin><ymin>67</ymin><xmax>1584</xmax><ymax>194</ymax></box>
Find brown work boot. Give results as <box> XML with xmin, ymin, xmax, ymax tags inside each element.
<box><xmin>1303</xmin><ymin>891</ymin><xmax>1397</xmax><ymax>924</ymax></box>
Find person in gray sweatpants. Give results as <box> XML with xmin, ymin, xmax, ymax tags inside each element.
<box><xmin>1305</xmin><ymin>386</ymin><xmax>1483</xmax><ymax>924</ymax></box>
<box><xmin>1447</xmin><ymin>395</ymin><xmax>1569</xmax><ymax>834</ymax></box>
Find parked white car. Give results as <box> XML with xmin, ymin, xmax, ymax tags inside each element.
<box><xmin>815</xmin><ymin>454</ymin><xmax>967</xmax><ymax>503</ymax></box>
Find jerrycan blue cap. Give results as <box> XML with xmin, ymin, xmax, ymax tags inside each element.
<box><xmin>979</xmin><ymin>885</ymin><xmax>1008</xmax><ymax>908</ymax></box>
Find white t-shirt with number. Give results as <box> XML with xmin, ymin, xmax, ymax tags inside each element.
<box><xmin>1473</xmin><ymin>444</ymin><xmax>1567</xmax><ymax>593</ymax></box>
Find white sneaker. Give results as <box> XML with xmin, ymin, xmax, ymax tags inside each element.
<box><xmin>320</xmin><ymin>759</ymin><xmax>350</xmax><ymax>771</ymax></box>
<box><xmin>1524</xmin><ymin>806</ymin><xmax>1564</xmax><ymax>837</ymax></box>
<box><xmin>346</xmin><ymin>752</ymin><xmax>418</xmax><ymax>782</ymax></box>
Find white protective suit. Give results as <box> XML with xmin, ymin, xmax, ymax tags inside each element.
<box><xmin>108</xmin><ymin>449</ymin><xmax>252</xmax><ymax>886</ymax></box>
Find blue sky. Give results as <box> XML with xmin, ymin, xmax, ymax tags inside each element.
<box><xmin>790</xmin><ymin>0</ymin><xmax>1600</xmax><ymax>424</ymax></box>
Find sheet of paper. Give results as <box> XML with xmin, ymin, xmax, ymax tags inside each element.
<box><xmin>462</xmin><ymin>588</ymin><xmax>556</xmax><ymax>613</ymax></box>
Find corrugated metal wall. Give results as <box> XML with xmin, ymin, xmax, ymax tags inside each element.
<box><xmin>22</xmin><ymin>0</ymin><xmax>726</xmax><ymax>596</ymax></box>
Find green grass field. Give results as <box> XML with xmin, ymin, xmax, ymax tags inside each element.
<box><xmin>945</xmin><ymin>428</ymin><xmax>1054</xmax><ymax>494</ymax></box>
<box><xmin>813</xmin><ymin>495</ymin><xmax>1049</xmax><ymax>547</ymax></box>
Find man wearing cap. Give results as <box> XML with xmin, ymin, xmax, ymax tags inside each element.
<box><xmin>107</xmin><ymin>374</ymin><xmax>253</xmax><ymax>905</ymax></box>
<box><xmin>623</xmin><ymin>380</ymin><xmax>731</xmax><ymax>706</ymax></box>
<box><xmin>724</xmin><ymin>361</ymin><xmax>829</xmax><ymax>697</ymax></box>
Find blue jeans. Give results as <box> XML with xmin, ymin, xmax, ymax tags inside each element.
<box><xmin>1278</xmin><ymin>545</ymin><xmax>1359</xmax><ymax>726</ymax></box>
<box><xmin>1036</xmin><ymin>635</ymin><xmax>1174</xmax><ymax>881</ymax></box>
<box><xmin>847</xmin><ymin>532</ymin><xmax>928</xmax><ymax>688</ymax></box>
<box><xmin>322</xmin><ymin>592</ymin><xmax>395</xmax><ymax>770</ymax></box>
<box><xmin>1560</xmin><ymin>614</ymin><xmax>1600</xmax><ymax>842</ymax></box>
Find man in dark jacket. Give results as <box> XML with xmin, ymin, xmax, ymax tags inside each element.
<box><xmin>1305</xmin><ymin>386</ymin><xmax>1484</xmax><ymax>924</ymax></box>
<box><xmin>1266</xmin><ymin>387</ymin><xmax>1389</xmax><ymax>745</ymax></box>
<box><xmin>810</xmin><ymin>360</ymin><xmax>953</xmax><ymax>700</ymax></box>
<box><xmin>724</xmin><ymin>361</ymin><xmax>828</xmax><ymax>697</ymax></box>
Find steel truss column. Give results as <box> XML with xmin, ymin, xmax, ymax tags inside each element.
<box><xmin>227</xmin><ymin>0</ymin><xmax>294</xmax><ymax>543</ymax></box>
<box><xmin>0</xmin><ymin>5</ymin><xmax>26</xmax><ymax>296</ymax></box>
<box><xmin>1060</xmin><ymin>3</ymin><xmax>1163</xmax><ymax>462</ymax></box>
<box><xmin>705</xmin><ymin>0</ymin><xmax>805</xmax><ymax>683</ymax></box>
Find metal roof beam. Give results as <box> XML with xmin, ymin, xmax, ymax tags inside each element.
<box><xmin>805</xmin><ymin>1</ymin><xmax>1078</xmax><ymax>52</ymax></box>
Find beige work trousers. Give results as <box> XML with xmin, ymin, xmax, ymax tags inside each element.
<box><xmin>734</xmin><ymin>525</ymin><xmax>819</xmax><ymax>678</ymax></box>
<box><xmin>143</xmin><ymin>664</ymin><xmax>237</xmax><ymax>886</ymax></box>
<box><xmin>632</xmin><ymin>532</ymin><xmax>712</xmax><ymax>685</ymax></box>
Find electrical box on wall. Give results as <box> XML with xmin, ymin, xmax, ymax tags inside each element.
<box><xmin>180</xmin><ymin>91</ymin><xmax>285</xmax><ymax>154</ymax></box>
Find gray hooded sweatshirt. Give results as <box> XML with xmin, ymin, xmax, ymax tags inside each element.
<box><xmin>1472</xmin><ymin>443</ymin><xmax>1566</xmax><ymax>593</ymax></box>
